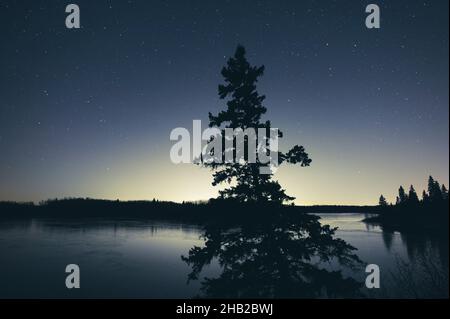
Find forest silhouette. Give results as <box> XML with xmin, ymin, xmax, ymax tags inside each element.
<box><xmin>367</xmin><ymin>175</ymin><xmax>449</xmax><ymax>231</ymax></box>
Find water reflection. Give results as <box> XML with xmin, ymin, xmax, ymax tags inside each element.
<box><xmin>0</xmin><ymin>218</ymin><xmax>205</xmax><ymax>298</ymax></box>
<box><xmin>182</xmin><ymin>212</ymin><xmax>364</xmax><ymax>298</ymax></box>
<box><xmin>382</xmin><ymin>230</ymin><xmax>394</xmax><ymax>251</ymax></box>
<box><xmin>366</xmin><ymin>221</ymin><xmax>449</xmax><ymax>298</ymax></box>
<box><xmin>0</xmin><ymin>215</ymin><xmax>447</xmax><ymax>298</ymax></box>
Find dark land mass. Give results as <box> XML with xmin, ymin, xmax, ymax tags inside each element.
<box><xmin>363</xmin><ymin>176</ymin><xmax>449</xmax><ymax>233</ymax></box>
<box><xmin>0</xmin><ymin>198</ymin><xmax>378</xmax><ymax>222</ymax></box>
<box><xmin>0</xmin><ymin>198</ymin><xmax>448</xmax><ymax>234</ymax></box>
<box><xmin>363</xmin><ymin>201</ymin><xmax>449</xmax><ymax>234</ymax></box>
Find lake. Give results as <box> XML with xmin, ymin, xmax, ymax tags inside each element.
<box><xmin>0</xmin><ymin>213</ymin><xmax>447</xmax><ymax>298</ymax></box>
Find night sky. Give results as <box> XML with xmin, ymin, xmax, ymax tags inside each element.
<box><xmin>0</xmin><ymin>0</ymin><xmax>448</xmax><ymax>205</ymax></box>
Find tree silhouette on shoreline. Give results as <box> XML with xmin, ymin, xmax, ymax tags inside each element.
<box><xmin>408</xmin><ymin>185</ymin><xmax>419</xmax><ymax>204</ymax></box>
<box><xmin>379</xmin><ymin>176</ymin><xmax>448</xmax><ymax>208</ymax></box>
<box><xmin>182</xmin><ymin>46</ymin><xmax>365</xmax><ymax>298</ymax></box>
<box><xmin>201</xmin><ymin>45</ymin><xmax>311</xmax><ymax>204</ymax></box>
<box><xmin>374</xmin><ymin>176</ymin><xmax>449</xmax><ymax>228</ymax></box>
<box><xmin>398</xmin><ymin>186</ymin><xmax>408</xmax><ymax>205</ymax></box>
<box><xmin>379</xmin><ymin>195</ymin><xmax>388</xmax><ymax>207</ymax></box>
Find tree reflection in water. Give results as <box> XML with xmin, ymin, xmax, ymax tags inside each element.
<box><xmin>182</xmin><ymin>211</ymin><xmax>363</xmax><ymax>298</ymax></box>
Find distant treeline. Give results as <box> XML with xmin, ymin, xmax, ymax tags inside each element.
<box><xmin>0</xmin><ymin>198</ymin><xmax>210</xmax><ymax>222</ymax></box>
<box><xmin>294</xmin><ymin>205</ymin><xmax>378</xmax><ymax>214</ymax></box>
<box><xmin>0</xmin><ymin>197</ymin><xmax>378</xmax><ymax>221</ymax></box>
<box><xmin>367</xmin><ymin>176</ymin><xmax>449</xmax><ymax>231</ymax></box>
<box><xmin>378</xmin><ymin>176</ymin><xmax>448</xmax><ymax>207</ymax></box>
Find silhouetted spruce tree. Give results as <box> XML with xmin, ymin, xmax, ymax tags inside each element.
<box><xmin>442</xmin><ymin>185</ymin><xmax>449</xmax><ymax>200</ymax></box>
<box><xmin>379</xmin><ymin>194</ymin><xmax>388</xmax><ymax>206</ymax></box>
<box><xmin>408</xmin><ymin>185</ymin><xmax>419</xmax><ymax>205</ymax></box>
<box><xmin>427</xmin><ymin>176</ymin><xmax>435</xmax><ymax>198</ymax></box>
<box><xmin>398</xmin><ymin>186</ymin><xmax>408</xmax><ymax>205</ymax></box>
<box><xmin>435</xmin><ymin>181</ymin><xmax>443</xmax><ymax>200</ymax></box>
<box><xmin>203</xmin><ymin>45</ymin><xmax>311</xmax><ymax>204</ymax></box>
<box><xmin>422</xmin><ymin>190</ymin><xmax>429</xmax><ymax>203</ymax></box>
<box><xmin>428</xmin><ymin>176</ymin><xmax>443</xmax><ymax>202</ymax></box>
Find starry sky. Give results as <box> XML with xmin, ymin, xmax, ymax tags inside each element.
<box><xmin>0</xmin><ymin>0</ymin><xmax>448</xmax><ymax>205</ymax></box>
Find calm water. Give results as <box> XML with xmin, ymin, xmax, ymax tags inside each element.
<box><xmin>0</xmin><ymin>213</ymin><xmax>447</xmax><ymax>298</ymax></box>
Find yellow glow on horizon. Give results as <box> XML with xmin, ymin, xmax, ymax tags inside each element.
<box><xmin>5</xmin><ymin>140</ymin><xmax>447</xmax><ymax>206</ymax></box>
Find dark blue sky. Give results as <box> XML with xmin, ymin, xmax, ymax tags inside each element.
<box><xmin>0</xmin><ymin>0</ymin><xmax>448</xmax><ymax>204</ymax></box>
